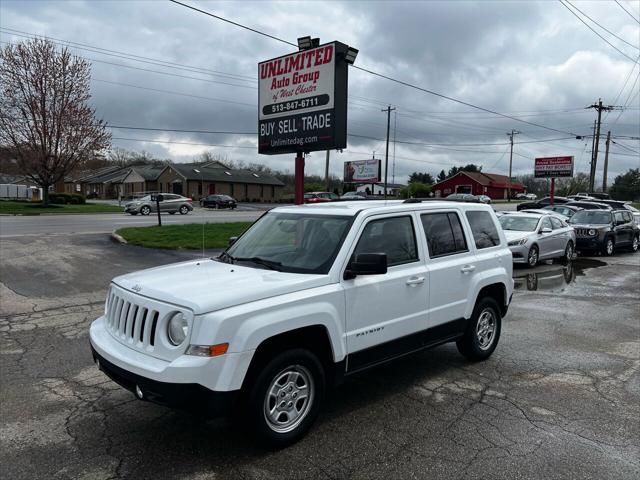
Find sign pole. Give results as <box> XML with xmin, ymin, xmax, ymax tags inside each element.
<box><xmin>550</xmin><ymin>178</ymin><xmax>555</xmax><ymax>207</ymax></box>
<box><xmin>295</xmin><ymin>151</ymin><xmax>305</xmax><ymax>205</ymax></box>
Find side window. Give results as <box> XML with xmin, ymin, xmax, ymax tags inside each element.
<box><xmin>550</xmin><ymin>217</ymin><xmax>564</xmax><ymax>229</ymax></box>
<box><xmin>465</xmin><ymin>211</ymin><xmax>501</xmax><ymax>249</ymax></box>
<box><xmin>353</xmin><ymin>216</ymin><xmax>418</xmax><ymax>267</ymax></box>
<box><xmin>421</xmin><ymin>212</ymin><xmax>468</xmax><ymax>257</ymax></box>
<box><xmin>622</xmin><ymin>212</ymin><xmax>632</xmax><ymax>223</ymax></box>
<box><xmin>541</xmin><ymin>217</ymin><xmax>552</xmax><ymax>230</ymax></box>
<box><xmin>614</xmin><ymin>212</ymin><xmax>625</xmax><ymax>224</ymax></box>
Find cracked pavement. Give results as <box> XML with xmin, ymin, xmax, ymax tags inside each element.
<box><xmin>1</xmin><ymin>233</ymin><xmax>638</xmax><ymax>479</ymax></box>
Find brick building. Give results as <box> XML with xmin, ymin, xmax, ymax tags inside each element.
<box><xmin>432</xmin><ymin>171</ymin><xmax>525</xmax><ymax>200</ymax></box>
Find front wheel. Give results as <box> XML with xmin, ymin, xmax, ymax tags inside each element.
<box><xmin>562</xmin><ymin>241</ymin><xmax>574</xmax><ymax>263</ymax></box>
<box><xmin>602</xmin><ymin>237</ymin><xmax>614</xmax><ymax>256</ymax></box>
<box><xmin>457</xmin><ymin>297</ymin><xmax>502</xmax><ymax>361</ymax></box>
<box><xmin>527</xmin><ymin>245</ymin><xmax>539</xmax><ymax>268</ymax></box>
<box><xmin>140</xmin><ymin>206</ymin><xmax>151</xmax><ymax>216</ymax></box>
<box><xmin>245</xmin><ymin>349</ymin><xmax>325</xmax><ymax>447</ymax></box>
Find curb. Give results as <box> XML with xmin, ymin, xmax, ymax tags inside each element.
<box><xmin>110</xmin><ymin>231</ymin><xmax>128</xmax><ymax>245</ymax></box>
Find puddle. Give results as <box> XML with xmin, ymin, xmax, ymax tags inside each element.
<box><xmin>513</xmin><ymin>258</ymin><xmax>606</xmax><ymax>292</ymax></box>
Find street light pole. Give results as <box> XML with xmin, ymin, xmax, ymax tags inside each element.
<box><xmin>382</xmin><ymin>105</ymin><xmax>396</xmax><ymax>199</ymax></box>
<box><xmin>506</xmin><ymin>129</ymin><xmax>520</xmax><ymax>202</ymax></box>
<box><xmin>193</xmin><ymin>168</ymin><xmax>205</xmax><ymax>258</ymax></box>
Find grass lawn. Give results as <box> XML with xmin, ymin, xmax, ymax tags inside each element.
<box><xmin>0</xmin><ymin>200</ymin><xmax>122</xmax><ymax>215</ymax></box>
<box><xmin>116</xmin><ymin>222</ymin><xmax>253</xmax><ymax>249</ymax></box>
<box><xmin>632</xmin><ymin>202</ymin><xmax>640</xmax><ymax>210</ymax></box>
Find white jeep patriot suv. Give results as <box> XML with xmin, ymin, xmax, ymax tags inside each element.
<box><xmin>90</xmin><ymin>200</ymin><xmax>513</xmax><ymax>446</ymax></box>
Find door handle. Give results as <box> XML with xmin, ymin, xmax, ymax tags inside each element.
<box><xmin>406</xmin><ymin>276</ymin><xmax>425</xmax><ymax>286</ymax></box>
<box><xmin>461</xmin><ymin>265</ymin><xmax>476</xmax><ymax>274</ymax></box>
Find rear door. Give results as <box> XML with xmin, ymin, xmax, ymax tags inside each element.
<box><xmin>614</xmin><ymin>211</ymin><xmax>632</xmax><ymax>244</ymax></box>
<box><xmin>419</xmin><ymin>210</ymin><xmax>472</xmax><ymax>327</ymax></box>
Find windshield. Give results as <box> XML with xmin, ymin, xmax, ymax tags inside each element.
<box><xmin>569</xmin><ymin>211</ymin><xmax>611</xmax><ymax>224</ymax></box>
<box><xmin>223</xmin><ymin>212</ymin><xmax>353</xmax><ymax>274</ymax></box>
<box><xmin>499</xmin><ymin>216</ymin><xmax>539</xmax><ymax>232</ymax></box>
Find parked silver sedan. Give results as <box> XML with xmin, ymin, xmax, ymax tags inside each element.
<box><xmin>499</xmin><ymin>213</ymin><xmax>576</xmax><ymax>267</ymax></box>
<box><xmin>124</xmin><ymin>194</ymin><xmax>193</xmax><ymax>215</ymax></box>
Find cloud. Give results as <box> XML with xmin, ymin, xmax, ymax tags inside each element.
<box><xmin>0</xmin><ymin>0</ymin><xmax>638</xmax><ymax>185</ymax></box>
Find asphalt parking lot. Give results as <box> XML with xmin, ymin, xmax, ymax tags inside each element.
<box><xmin>1</xmin><ymin>234</ymin><xmax>638</xmax><ymax>479</ymax></box>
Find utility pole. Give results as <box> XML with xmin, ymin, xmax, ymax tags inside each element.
<box><xmin>324</xmin><ymin>150</ymin><xmax>330</xmax><ymax>192</ymax></box>
<box><xmin>587</xmin><ymin>99</ymin><xmax>615</xmax><ymax>191</ymax></box>
<box><xmin>382</xmin><ymin>105</ymin><xmax>396</xmax><ymax>199</ymax></box>
<box><xmin>603</xmin><ymin>131</ymin><xmax>611</xmax><ymax>192</ymax></box>
<box><xmin>506</xmin><ymin>129</ymin><xmax>520</xmax><ymax>202</ymax></box>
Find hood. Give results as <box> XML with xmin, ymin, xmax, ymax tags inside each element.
<box><xmin>112</xmin><ymin>259</ymin><xmax>330</xmax><ymax>315</ymax></box>
<box><xmin>569</xmin><ymin>223</ymin><xmax>608</xmax><ymax>229</ymax></box>
<box><xmin>503</xmin><ymin>230</ymin><xmax>533</xmax><ymax>242</ymax></box>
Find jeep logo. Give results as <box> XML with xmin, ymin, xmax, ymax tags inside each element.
<box><xmin>131</xmin><ymin>284</ymin><xmax>142</xmax><ymax>292</ymax></box>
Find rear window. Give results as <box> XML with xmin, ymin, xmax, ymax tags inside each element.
<box><xmin>420</xmin><ymin>212</ymin><xmax>468</xmax><ymax>257</ymax></box>
<box><xmin>465</xmin><ymin>211</ymin><xmax>501</xmax><ymax>249</ymax></box>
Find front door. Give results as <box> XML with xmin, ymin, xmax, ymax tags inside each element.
<box><xmin>172</xmin><ymin>182</ymin><xmax>183</xmax><ymax>195</ymax></box>
<box><xmin>208</xmin><ymin>183</ymin><xmax>216</xmax><ymax>195</ymax></box>
<box><xmin>342</xmin><ymin>214</ymin><xmax>428</xmax><ymax>372</ymax></box>
<box><xmin>537</xmin><ymin>216</ymin><xmax>556</xmax><ymax>259</ymax></box>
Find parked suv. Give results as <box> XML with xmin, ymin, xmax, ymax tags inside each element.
<box><xmin>517</xmin><ymin>196</ymin><xmax>570</xmax><ymax>211</ymax></box>
<box><xmin>90</xmin><ymin>201</ymin><xmax>513</xmax><ymax>446</ymax></box>
<box><xmin>569</xmin><ymin>209</ymin><xmax>639</xmax><ymax>255</ymax></box>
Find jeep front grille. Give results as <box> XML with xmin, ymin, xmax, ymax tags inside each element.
<box><xmin>575</xmin><ymin>228</ymin><xmax>592</xmax><ymax>236</ymax></box>
<box><xmin>106</xmin><ymin>293</ymin><xmax>160</xmax><ymax>348</ymax></box>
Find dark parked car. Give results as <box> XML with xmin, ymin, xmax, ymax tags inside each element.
<box><xmin>304</xmin><ymin>192</ymin><xmax>339</xmax><ymax>203</ymax></box>
<box><xmin>565</xmin><ymin>201</ymin><xmax>611</xmax><ymax>210</ymax></box>
<box><xmin>577</xmin><ymin>192</ymin><xmax>610</xmax><ymax>200</ymax></box>
<box><xmin>569</xmin><ymin>209</ymin><xmax>639</xmax><ymax>255</ymax></box>
<box><xmin>517</xmin><ymin>196</ymin><xmax>570</xmax><ymax>211</ymax></box>
<box><xmin>595</xmin><ymin>199</ymin><xmax>631</xmax><ymax>210</ymax></box>
<box><xmin>200</xmin><ymin>194</ymin><xmax>237</xmax><ymax>209</ymax></box>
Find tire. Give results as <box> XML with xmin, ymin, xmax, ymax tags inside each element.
<box><xmin>457</xmin><ymin>297</ymin><xmax>502</xmax><ymax>361</ymax></box>
<box><xmin>562</xmin><ymin>241</ymin><xmax>574</xmax><ymax>263</ymax></box>
<box><xmin>631</xmin><ymin>235</ymin><xmax>639</xmax><ymax>253</ymax></box>
<box><xmin>527</xmin><ymin>245</ymin><xmax>539</xmax><ymax>268</ymax></box>
<box><xmin>179</xmin><ymin>205</ymin><xmax>189</xmax><ymax>215</ymax></box>
<box><xmin>245</xmin><ymin>349</ymin><xmax>325</xmax><ymax>448</ymax></box>
<box><xmin>602</xmin><ymin>236</ymin><xmax>614</xmax><ymax>256</ymax></box>
<box><xmin>140</xmin><ymin>206</ymin><xmax>151</xmax><ymax>216</ymax></box>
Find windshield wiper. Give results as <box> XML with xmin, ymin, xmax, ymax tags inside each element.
<box><xmin>233</xmin><ymin>256</ymin><xmax>282</xmax><ymax>271</ymax></box>
<box><xmin>217</xmin><ymin>251</ymin><xmax>236</xmax><ymax>264</ymax></box>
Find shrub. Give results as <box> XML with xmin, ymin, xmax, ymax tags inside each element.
<box><xmin>399</xmin><ymin>182</ymin><xmax>431</xmax><ymax>199</ymax></box>
<box><xmin>48</xmin><ymin>192</ymin><xmax>86</xmax><ymax>204</ymax></box>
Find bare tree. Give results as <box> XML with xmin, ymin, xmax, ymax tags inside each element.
<box><xmin>0</xmin><ymin>39</ymin><xmax>111</xmax><ymax>204</ymax></box>
<box><xmin>108</xmin><ymin>147</ymin><xmax>133</xmax><ymax>167</ymax></box>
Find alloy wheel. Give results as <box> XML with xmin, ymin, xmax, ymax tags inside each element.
<box><xmin>606</xmin><ymin>239</ymin><xmax>614</xmax><ymax>255</ymax></box>
<box><xmin>632</xmin><ymin>236</ymin><xmax>639</xmax><ymax>252</ymax></box>
<box><xmin>263</xmin><ymin>365</ymin><xmax>314</xmax><ymax>434</ymax></box>
<box><xmin>476</xmin><ymin>309</ymin><xmax>496</xmax><ymax>351</ymax></box>
<box><xmin>528</xmin><ymin>247</ymin><xmax>538</xmax><ymax>266</ymax></box>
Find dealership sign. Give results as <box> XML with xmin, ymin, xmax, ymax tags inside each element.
<box><xmin>258</xmin><ymin>42</ymin><xmax>349</xmax><ymax>155</ymax></box>
<box><xmin>344</xmin><ymin>159</ymin><xmax>381</xmax><ymax>183</ymax></box>
<box><xmin>534</xmin><ymin>156</ymin><xmax>574</xmax><ymax>178</ymax></box>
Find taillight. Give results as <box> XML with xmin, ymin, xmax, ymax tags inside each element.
<box><xmin>187</xmin><ymin>198</ymin><xmax>192</xmax><ymax>202</ymax></box>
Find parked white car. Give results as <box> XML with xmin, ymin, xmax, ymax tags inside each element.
<box><xmin>90</xmin><ymin>200</ymin><xmax>513</xmax><ymax>446</ymax></box>
<box><xmin>499</xmin><ymin>212</ymin><xmax>576</xmax><ymax>267</ymax></box>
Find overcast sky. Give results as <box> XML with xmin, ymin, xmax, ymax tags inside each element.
<box><xmin>1</xmin><ymin>0</ymin><xmax>638</xmax><ymax>184</ymax></box>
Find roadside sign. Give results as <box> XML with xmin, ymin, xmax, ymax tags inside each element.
<box><xmin>534</xmin><ymin>156</ymin><xmax>574</xmax><ymax>178</ymax></box>
<box><xmin>344</xmin><ymin>159</ymin><xmax>381</xmax><ymax>183</ymax></box>
<box><xmin>258</xmin><ymin>41</ymin><xmax>349</xmax><ymax>155</ymax></box>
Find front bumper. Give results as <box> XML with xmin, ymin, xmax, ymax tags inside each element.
<box><xmin>508</xmin><ymin>244</ymin><xmax>530</xmax><ymax>263</ymax></box>
<box><xmin>91</xmin><ymin>346</ymin><xmax>238</xmax><ymax>416</ymax></box>
<box><xmin>89</xmin><ymin>316</ymin><xmax>252</xmax><ymax>413</ymax></box>
<box><xmin>576</xmin><ymin>236</ymin><xmax>603</xmax><ymax>251</ymax></box>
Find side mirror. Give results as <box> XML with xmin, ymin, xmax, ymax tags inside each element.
<box><xmin>541</xmin><ymin>227</ymin><xmax>552</xmax><ymax>234</ymax></box>
<box><xmin>228</xmin><ymin>236</ymin><xmax>238</xmax><ymax>247</ymax></box>
<box><xmin>344</xmin><ymin>253</ymin><xmax>387</xmax><ymax>280</ymax></box>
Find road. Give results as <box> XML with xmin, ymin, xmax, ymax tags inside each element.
<box><xmin>0</xmin><ymin>209</ymin><xmax>263</xmax><ymax>236</ymax></box>
<box><xmin>0</xmin><ymin>201</ymin><xmax>519</xmax><ymax>237</ymax></box>
<box><xmin>1</xmin><ymin>232</ymin><xmax>638</xmax><ymax>479</ymax></box>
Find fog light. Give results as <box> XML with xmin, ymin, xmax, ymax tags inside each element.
<box><xmin>135</xmin><ymin>385</ymin><xmax>144</xmax><ymax>399</ymax></box>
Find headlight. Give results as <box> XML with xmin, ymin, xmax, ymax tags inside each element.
<box><xmin>588</xmin><ymin>229</ymin><xmax>596</xmax><ymax>236</ymax></box>
<box><xmin>508</xmin><ymin>238</ymin><xmax>528</xmax><ymax>246</ymax></box>
<box><xmin>167</xmin><ymin>312</ymin><xmax>188</xmax><ymax>346</ymax></box>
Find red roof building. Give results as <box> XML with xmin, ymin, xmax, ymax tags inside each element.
<box><xmin>432</xmin><ymin>171</ymin><xmax>525</xmax><ymax>200</ymax></box>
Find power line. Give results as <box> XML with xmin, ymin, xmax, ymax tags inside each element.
<box><xmin>112</xmin><ymin>136</ymin><xmax>257</xmax><ymax>149</ymax></box>
<box><xmin>564</xmin><ymin>1</ymin><xmax>639</xmax><ymax>50</ymax></box>
<box><xmin>0</xmin><ymin>27</ymin><xmax>257</xmax><ymax>82</ymax></box>
<box><xmin>558</xmin><ymin>0</ymin><xmax>638</xmax><ymax>62</ymax></box>
<box><xmin>168</xmin><ymin>1</ymin><xmax>581</xmax><ymax>137</ymax></box>
<box><xmin>615</xmin><ymin>0</ymin><xmax>640</xmax><ymax>25</ymax></box>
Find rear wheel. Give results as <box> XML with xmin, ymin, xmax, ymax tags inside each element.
<box><xmin>631</xmin><ymin>235</ymin><xmax>639</xmax><ymax>253</ymax></box>
<box><xmin>602</xmin><ymin>237</ymin><xmax>614</xmax><ymax>256</ymax></box>
<box><xmin>457</xmin><ymin>297</ymin><xmax>502</xmax><ymax>361</ymax></box>
<box><xmin>527</xmin><ymin>245</ymin><xmax>539</xmax><ymax>268</ymax></box>
<box><xmin>179</xmin><ymin>205</ymin><xmax>189</xmax><ymax>215</ymax></box>
<box><xmin>245</xmin><ymin>349</ymin><xmax>325</xmax><ymax>447</ymax></box>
